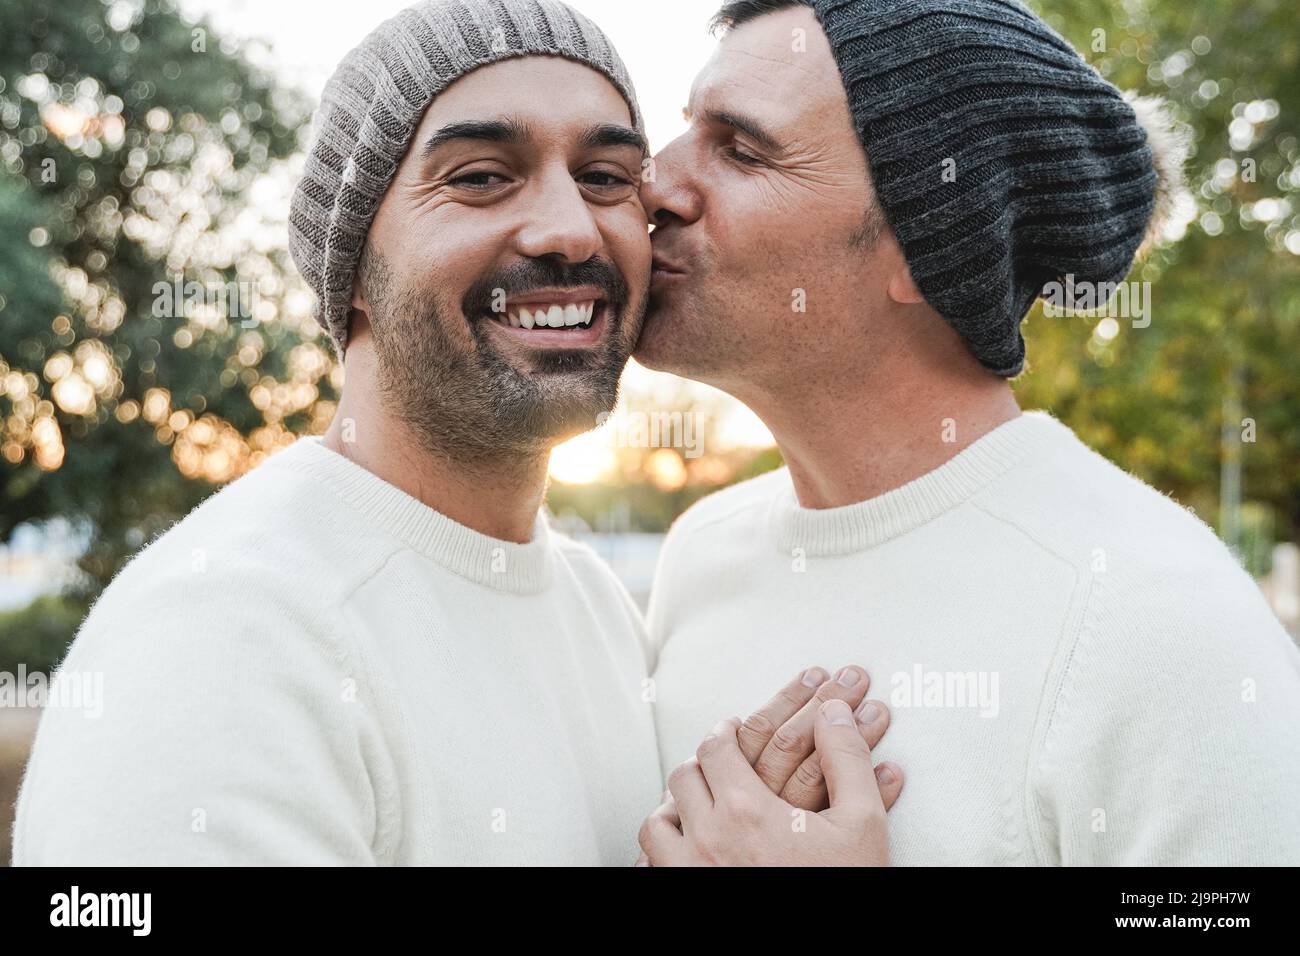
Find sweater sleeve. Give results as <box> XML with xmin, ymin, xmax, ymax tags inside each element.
<box><xmin>12</xmin><ymin>572</ymin><xmax>392</xmax><ymax>866</ymax></box>
<box><xmin>1028</xmin><ymin>561</ymin><xmax>1300</xmax><ymax>865</ymax></box>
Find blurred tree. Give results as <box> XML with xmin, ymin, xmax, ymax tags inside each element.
<box><xmin>0</xmin><ymin>0</ymin><xmax>338</xmax><ymax>596</ymax></box>
<box><xmin>1019</xmin><ymin>0</ymin><xmax>1300</xmax><ymax>564</ymax></box>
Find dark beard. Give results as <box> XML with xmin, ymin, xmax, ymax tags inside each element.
<box><xmin>365</xmin><ymin>252</ymin><xmax>636</xmax><ymax>466</ymax></box>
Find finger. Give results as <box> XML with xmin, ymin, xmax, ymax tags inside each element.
<box><xmin>753</xmin><ymin>665</ymin><xmax>870</xmax><ymax>796</ymax></box>
<box><xmin>781</xmin><ymin>699</ymin><xmax>891</xmax><ymax>810</ymax></box>
<box><xmin>666</xmin><ymin>757</ymin><xmax>712</xmax><ymax>828</ymax></box>
<box><xmin>814</xmin><ymin>698</ymin><xmax>885</xmax><ymax>822</ymax></box>
<box><xmin>638</xmin><ymin>802</ymin><xmax>686</xmax><ymax>866</ymax></box>
<box><xmin>662</xmin><ymin>796</ymin><xmax>680</xmax><ymax>828</ymax></box>
<box><xmin>737</xmin><ymin>667</ymin><xmax>828</xmax><ymax>763</ymax></box>
<box><xmin>875</xmin><ymin>761</ymin><xmax>905</xmax><ymax>811</ymax></box>
<box><xmin>696</xmin><ymin>717</ymin><xmax>768</xmax><ymax>802</ymax></box>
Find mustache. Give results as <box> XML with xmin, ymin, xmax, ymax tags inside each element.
<box><xmin>461</xmin><ymin>257</ymin><xmax>629</xmax><ymax>321</ymax></box>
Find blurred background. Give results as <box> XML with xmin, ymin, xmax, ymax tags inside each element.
<box><xmin>1</xmin><ymin>0</ymin><xmax>1297</xmax><ymax>865</ymax></box>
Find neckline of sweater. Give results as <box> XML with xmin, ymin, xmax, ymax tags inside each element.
<box><xmin>768</xmin><ymin>411</ymin><xmax>1073</xmax><ymax>556</ymax></box>
<box><xmin>267</xmin><ymin>437</ymin><xmax>556</xmax><ymax>594</ymax></box>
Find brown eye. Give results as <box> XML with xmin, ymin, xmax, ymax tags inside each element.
<box><xmin>579</xmin><ymin>170</ymin><xmax>634</xmax><ymax>189</ymax></box>
<box><xmin>450</xmin><ymin>171</ymin><xmax>508</xmax><ymax>189</ymax></box>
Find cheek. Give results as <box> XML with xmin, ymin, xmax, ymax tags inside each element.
<box><xmin>396</xmin><ymin>215</ymin><xmax>502</xmax><ymax>310</ymax></box>
<box><xmin>603</xmin><ymin>208</ymin><xmax>652</xmax><ymax>289</ymax></box>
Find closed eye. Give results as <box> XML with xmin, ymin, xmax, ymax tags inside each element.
<box><xmin>725</xmin><ymin>145</ymin><xmax>764</xmax><ymax>167</ymax></box>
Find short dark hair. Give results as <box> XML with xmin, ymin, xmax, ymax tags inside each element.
<box><xmin>710</xmin><ymin>0</ymin><xmax>813</xmax><ymax>36</ymax></box>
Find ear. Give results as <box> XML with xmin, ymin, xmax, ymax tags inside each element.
<box><xmin>887</xmin><ymin>261</ymin><xmax>926</xmax><ymax>305</ymax></box>
<box><xmin>352</xmin><ymin>278</ymin><xmax>370</xmax><ymax>317</ymax></box>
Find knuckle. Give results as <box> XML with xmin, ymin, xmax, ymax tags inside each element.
<box><xmin>667</xmin><ymin>762</ymin><xmax>693</xmax><ymax>790</ymax></box>
<box><xmin>779</xmin><ymin>684</ymin><xmax>811</xmax><ymax>708</ymax></box>
<box><xmin>695</xmin><ymin>734</ymin><xmax>722</xmax><ymax>763</ymax></box>
<box><xmin>769</xmin><ymin>726</ymin><xmax>806</xmax><ymax>758</ymax></box>
<box><xmin>739</xmin><ymin>710</ymin><xmax>777</xmax><ymax>741</ymax></box>
<box><xmin>792</xmin><ymin>757</ymin><xmax>824</xmax><ymax>792</ymax></box>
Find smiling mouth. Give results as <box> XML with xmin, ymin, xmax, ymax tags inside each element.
<box><xmin>490</xmin><ymin>299</ymin><xmax>602</xmax><ymax>330</ymax></box>
<box><xmin>481</xmin><ymin>292</ymin><xmax>610</xmax><ymax>349</ymax></box>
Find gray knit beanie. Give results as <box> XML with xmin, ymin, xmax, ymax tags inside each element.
<box><xmin>289</xmin><ymin>0</ymin><xmax>644</xmax><ymax>355</ymax></box>
<box><xmin>798</xmin><ymin>0</ymin><xmax>1161</xmax><ymax>377</ymax></box>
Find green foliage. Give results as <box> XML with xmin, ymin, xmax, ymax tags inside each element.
<box><xmin>1019</xmin><ymin>0</ymin><xmax>1300</xmax><ymax>546</ymax></box>
<box><xmin>0</xmin><ymin>593</ymin><xmax>85</xmax><ymax>673</ymax></box>
<box><xmin>0</xmin><ymin>0</ymin><xmax>335</xmax><ymax>593</ymax></box>
<box><xmin>0</xmin><ymin>0</ymin><xmax>1296</xmax><ymax>600</ymax></box>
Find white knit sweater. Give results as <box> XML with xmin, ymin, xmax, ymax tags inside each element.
<box><xmin>13</xmin><ymin>438</ymin><xmax>662</xmax><ymax>865</ymax></box>
<box><xmin>648</xmin><ymin>412</ymin><xmax>1300</xmax><ymax>865</ymax></box>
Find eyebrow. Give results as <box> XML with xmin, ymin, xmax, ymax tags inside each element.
<box><xmin>579</xmin><ymin>123</ymin><xmax>647</xmax><ymax>154</ymax></box>
<box><xmin>686</xmin><ymin>106</ymin><xmax>785</xmax><ymax>155</ymax></box>
<box><xmin>421</xmin><ymin>118</ymin><xmax>646</xmax><ymax>158</ymax></box>
<box><xmin>421</xmin><ymin>118</ymin><xmax>531</xmax><ymax>157</ymax></box>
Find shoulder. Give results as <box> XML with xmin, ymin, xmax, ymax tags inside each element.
<box><xmin>103</xmin><ymin>439</ymin><xmax>396</xmax><ymax>605</ymax></box>
<box><xmin>982</xmin><ymin>418</ymin><xmax>1298</xmax><ymax>710</ymax></box>
<box><xmin>63</xmin><ymin>440</ymin><xmax>396</xmax><ymax>677</ymax></box>
<box><xmin>975</xmin><ymin>414</ymin><xmax>1249</xmax><ymax>585</ymax></box>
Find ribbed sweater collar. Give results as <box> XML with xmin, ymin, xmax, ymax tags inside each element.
<box><xmin>770</xmin><ymin>411</ymin><xmax>1072</xmax><ymax>556</ymax></box>
<box><xmin>267</xmin><ymin>437</ymin><xmax>554</xmax><ymax>594</ymax></box>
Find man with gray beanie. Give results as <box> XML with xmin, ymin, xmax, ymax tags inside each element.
<box><xmin>14</xmin><ymin>0</ymin><xmax>902</xmax><ymax>867</ymax></box>
<box><xmin>638</xmin><ymin>0</ymin><xmax>1300</xmax><ymax>865</ymax></box>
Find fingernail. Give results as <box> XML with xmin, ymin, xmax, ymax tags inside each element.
<box><xmin>836</xmin><ymin>667</ymin><xmax>861</xmax><ymax>687</ymax></box>
<box><xmin>824</xmin><ymin>699</ymin><xmax>854</xmax><ymax>726</ymax></box>
<box><xmin>709</xmin><ymin>719</ymin><xmax>731</xmax><ymax>736</ymax></box>
<box><xmin>801</xmin><ymin>667</ymin><xmax>827</xmax><ymax>688</ymax></box>
<box><xmin>876</xmin><ymin>764</ymin><xmax>897</xmax><ymax>785</ymax></box>
<box><xmin>857</xmin><ymin>700</ymin><xmax>882</xmax><ymax>723</ymax></box>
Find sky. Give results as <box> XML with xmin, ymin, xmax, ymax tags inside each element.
<box><xmin>176</xmin><ymin>0</ymin><xmax>777</xmax><ymax>460</ymax></box>
<box><xmin>180</xmin><ymin>0</ymin><xmax>719</xmax><ymax>153</ymax></box>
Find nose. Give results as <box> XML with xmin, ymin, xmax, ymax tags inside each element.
<box><xmin>515</xmin><ymin>167</ymin><xmax>603</xmax><ymax>264</ymax></box>
<box><xmin>640</xmin><ymin>136</ymin><xmax>703</xmax><ymax>229</ymax></box>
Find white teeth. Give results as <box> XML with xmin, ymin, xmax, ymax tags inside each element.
<box><xmin>503</xmin><ymin>301</ymin><xmax>597</xmax><ymax>329</ymax></box>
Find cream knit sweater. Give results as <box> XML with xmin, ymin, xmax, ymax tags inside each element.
<box><xmin>14</xmin><ymin>438</ymin><xmax>662</xmax><ymax>865</ymax></box>
<box><xmin>648</xmin><ymin>412</ymin><xmax>1300</xmax><ymax>864</ymax></box>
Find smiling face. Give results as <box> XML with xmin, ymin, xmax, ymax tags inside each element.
<box><xmin>636</xmin><ymin>7</ymin><xmax>911</xmax><ymax>398</ymax></box>
<box><xmin>353</xmin><ymin>55</ymin><xmax>651</xmax><ymax>463</ymax></box>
